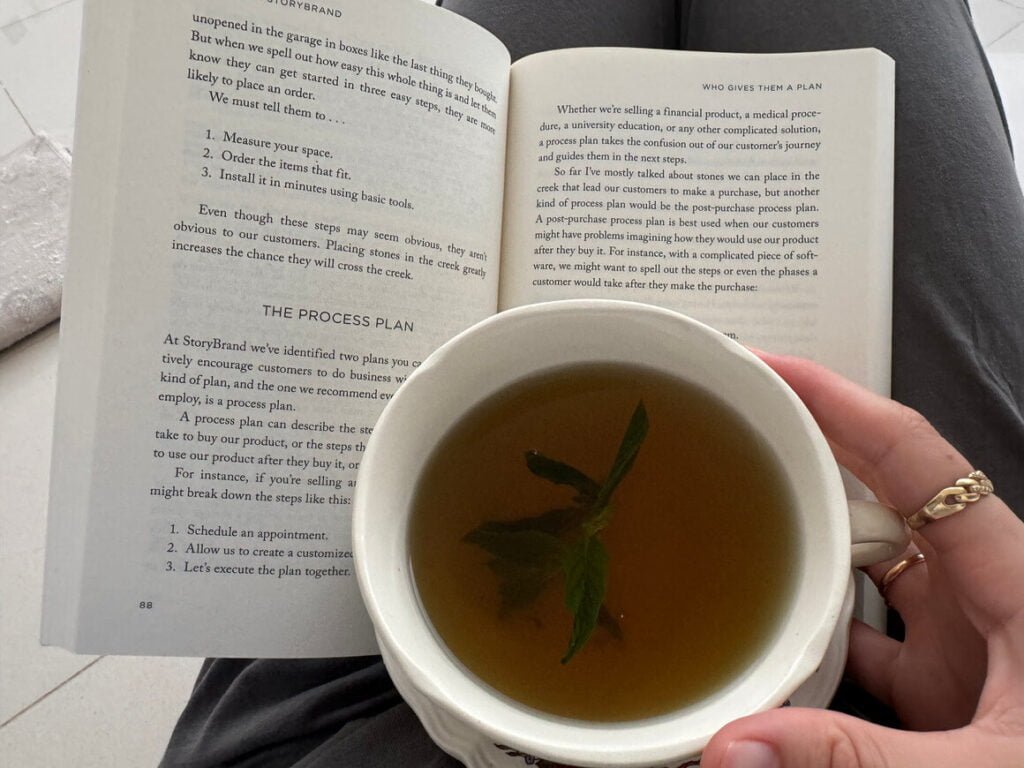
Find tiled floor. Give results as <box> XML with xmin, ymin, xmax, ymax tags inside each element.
<box><xmin>1</xmin><ymin>1</ymin><xmax>1022</xmax><ymax>765</ymax></box>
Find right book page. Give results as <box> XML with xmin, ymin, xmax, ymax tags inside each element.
<box><xmin>498</xmin><ymin>48</ymin><xmax>894</xmax><ymax>395</ymax></box>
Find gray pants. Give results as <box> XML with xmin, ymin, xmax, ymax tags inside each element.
<box><xmin>160</xmin><ymin>2</ymin><xmax>1024</xmax><ymax>765</ymax></box>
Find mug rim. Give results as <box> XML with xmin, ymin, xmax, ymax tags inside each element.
<box><xmin>353</xmin><ymin>299</ymin><xmax>850</xmax><ymax>765</ymax></box>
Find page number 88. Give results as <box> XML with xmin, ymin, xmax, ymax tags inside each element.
<box><xmin>139</xmin><ymin>601</ymin><xmax>153</xmax><ymax>610</ymax></box>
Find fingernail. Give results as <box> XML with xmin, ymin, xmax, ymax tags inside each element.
<box><xmin>722</xmin><ymin>739</ymin><xmax>780</xmax><ymax>768</ymax></box>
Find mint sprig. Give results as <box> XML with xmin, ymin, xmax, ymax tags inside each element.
<box><xmin>561</xmin><ymin>535</ymin><xmax>609</xmax><ymax>663</ymax></box>
<box><xmin>463</xmin><ymin>401</ymin><xmax>648</xmax><ymax>663</ymax></box>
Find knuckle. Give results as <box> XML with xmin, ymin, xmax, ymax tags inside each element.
<box><xmin>894</xmin><ymin>404</ymin><xmax>932</xmax><ymax>437</ymax></box>
<box><xmin>889</xmin><ymin>405</ymin><xmax>938</xmax><ymax>455</ymax></box>
<box><xmin>869</xmin><ymin>403</ymin><xmax>943</xmax><ymax>474</ymax></box>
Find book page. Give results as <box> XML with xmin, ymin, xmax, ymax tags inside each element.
<box><xmin>43</xmin><ymin>0</ymin><xmax>509</xmax><ymax>656</ymax></box>
<box><xmin>499</xmin><ymin>48</ymin><xmax>893</xmax><ymax>393</ymax></box>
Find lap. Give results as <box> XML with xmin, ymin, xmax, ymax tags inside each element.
<box><xmin>163</xmin><ymin>3</ymin><xmax>1024</xmax><ymax>765</ymax></box>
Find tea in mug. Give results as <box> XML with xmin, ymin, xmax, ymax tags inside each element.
<box><xmin>409</xmin><ymin>363</ymin><xmax>799</xmax><ymax>721</ymax></box>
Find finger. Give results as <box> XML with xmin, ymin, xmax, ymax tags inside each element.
<box><xmin>863</xmin><ymin>546</ymin><xmax>928</xmax><ymax>619</ymax></box>
<box><xmin>755</xmin><ymin>351</ymin><xmax>1024</xmax><ymax>636</ymax></box>
<box><xmin>753</xmin><ymin>351</ymin><xmax>968</xmax><ymax>514</ymax></box>
<box><xmin>701</xmin><ymin>707</ymin><xmax>1017</xmax><ymax>768</ymax></box>
<box><xmin>844</xmin><ymin>618</ymin><xmax>900</xmax><ymax>710</ymax></box>
<box><xmin>860</xmin><ymin>544</ymin><xmax>987</xmax><ymax>729</ymax></box>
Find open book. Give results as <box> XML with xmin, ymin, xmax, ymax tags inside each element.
<box><xmin>43</xmin><ymin>0</ymin><xmax>894</xmax><ymax>657</ymax></box>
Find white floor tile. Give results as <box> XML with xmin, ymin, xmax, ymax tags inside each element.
<box><xmin>0</xmin><ymin>90</ymin><xmax>33</xmax><ymax>158</ymax></box>
<box><xmin>0</xmin><ymin>655</ymin><xmax>202</xmax><ymax>767</ymax></box>
<box><xmin>970</xmin><ymin>0</ymin><xmax>1024</xmax><ymax>44</ymax></box>
<box><xmin>988</xmin><ymin>18</ymin><xmax>1024</xmax><ymax>51</ymax></box>
<box><xmin>0</xmin><ymin>0</ymin><xmax>71</xmax><ymax>29</ymax></box>
<box><xmin>0</xmin><ymin>0</ymin><xmax>81</xmax><ymax>152</ymax></box>
<box><xmin>0</xmin><ymin>325</ymin><xmax>99</xmax><ymax>724</ymax></box>
<box><xmin>989</xmin><ymin>52</ymin><xmax>1024</xmax><ymax>189</ymax></box>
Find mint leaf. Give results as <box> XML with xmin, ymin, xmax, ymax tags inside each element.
<box><xmin>462</xmin><ymin>400</ymin><xmax>648</xmax><ymax>664</ymax></box>
<box><xmin>524</xmin><ymin>451</ymin><xmax>600</xmax><ymax>502</ymax></box>
<box><xmin>464</xmin><ymin>528</ymin><xmax>564</xmax><ymax>566</ymax></box>
<box><xmin>487</xmin><ymin>558</ymin><xmax>559</xmax><ymax>611</ymax></box>
<box><xmin>468</xmin><ymin>506</ymin><xmax>584</xmax><ymax>538</ymax></box>
<box><xmin>582</xmin><ymin>503</ymin><xmax>614</xmax><ymax>537</ymax></box>
<box><xmin>592</xmin><ymin>401</ymin><xmax>648</xmax><ymax>512</ymax></box>
<box><xmin>466</xmin><ymin>530</ymin><xmax>565</xmax><ymax>613</ymax></box>
<box><xmin>561</xmin><ymin>536</ymin><xmax>609</xmax><ymax>664</ymax></box>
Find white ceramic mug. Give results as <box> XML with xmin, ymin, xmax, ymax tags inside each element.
<box><xmin>353</xmin><ymin>300</ymin><xmax>908</xmax><ymax>768</ymax></box>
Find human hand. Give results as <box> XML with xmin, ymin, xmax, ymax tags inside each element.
<box><xmin>700</xmin><ymin>352</ymin><xmax>1024</xmax><ymax>768</ymax></box>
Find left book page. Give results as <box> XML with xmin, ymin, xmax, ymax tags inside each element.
<box><xmin>42</xmin><ymin>0</ymin><xmax>509</xmax><ymax>657</ymax></box>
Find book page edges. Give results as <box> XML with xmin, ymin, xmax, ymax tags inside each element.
<box><xmin>865</xmin><ymin>51</ymin><xmax>896</xmax><ymax>397</ymax></box>
<box><xmin>40</xmin><ymin>1</ymin><xmax>133</xmax><ymax>649</ymax></box>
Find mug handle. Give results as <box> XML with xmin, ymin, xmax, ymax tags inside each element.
<box><xmin>848</xmin><ymin>500</ymin><xmax>911</xmax><ymax>568</ymax></box>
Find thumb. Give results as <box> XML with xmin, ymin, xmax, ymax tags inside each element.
<box><xmin>700</xmin><ymin>707</ymin><xmax>1004</xmax><ymax>768</ymax></box>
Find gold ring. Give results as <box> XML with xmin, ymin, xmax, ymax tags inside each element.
<box><xmin>906</xmin><ymin>470</ymin><xmax>994</xmax><ymax>530</ymax></box>
<box><xmin>879</xmin><ymin>552</ymin><xmax>926</xmax><ymax>599</ymax></box>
